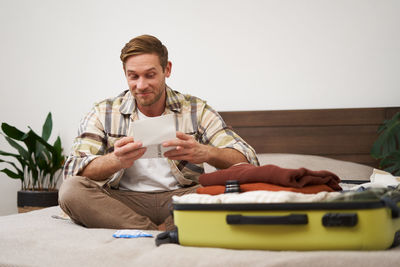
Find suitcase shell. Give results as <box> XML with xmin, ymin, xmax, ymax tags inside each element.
<box><xmin>171</xmin><ymin>197</ymin><xmax>400</xmax><ymax>250</ymax></box>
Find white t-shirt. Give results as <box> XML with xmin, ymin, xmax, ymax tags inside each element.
<box><xmin>119</xmin><ymin>110</ymin><xmax>180</xmax><ymax>192</ymax></box>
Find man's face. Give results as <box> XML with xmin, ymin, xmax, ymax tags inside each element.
<box><xmin>124</xmin><ymin>53</ymin><xmax>171</xmax><ymax>110</ymax></box>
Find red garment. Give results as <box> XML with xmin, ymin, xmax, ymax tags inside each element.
<box><xmin>199</xmin><ymin>163</ymin><xmax>342</xmax><ymax>191</ymax></box>
<box><xmin>196</xmin><ymin>183</ymin><xmax>335</xmax><ymax>195</ymax></box>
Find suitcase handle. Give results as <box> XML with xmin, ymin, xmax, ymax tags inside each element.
<box><xmin>226</xmin><ymin>214</ymin><xmax>308</xmax><ymax>225</ymax></box>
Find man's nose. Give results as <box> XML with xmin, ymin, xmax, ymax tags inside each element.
<box><xmin>136</xmin><ymin>77</ymin><xmax>148</xmax><ymax>89</ymax></box>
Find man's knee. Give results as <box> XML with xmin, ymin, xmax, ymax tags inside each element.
<box><xmin>58</xmin><ymin>176</ymin><xmax>91</xmax><ymax>209</ymax></box>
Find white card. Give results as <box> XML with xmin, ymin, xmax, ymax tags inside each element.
<box><xmin>130</xmin><ymin>114</ymin><xmax>176</xmax><ymax>158</ymax></box>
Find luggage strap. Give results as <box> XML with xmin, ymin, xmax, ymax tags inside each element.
<box><xmin>381</xmin><ymin>196</ymin><xmax>400</xmax><ymax>219</ymax></box>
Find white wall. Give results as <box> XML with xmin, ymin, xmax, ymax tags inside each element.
<box><xmin>1</xmin><ymin>0</ymin><xmax>399</xmax><ymax>215</ymax></box>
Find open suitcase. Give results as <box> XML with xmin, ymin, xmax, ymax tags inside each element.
<box><xmin>156</xmin><ymin>183</ymin><xmax>400</xmax><ymax>251</ymax></box>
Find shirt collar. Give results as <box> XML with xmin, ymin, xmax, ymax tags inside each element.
<box><xmin>119</xmin><ymin>86</ymin><xmax>182</xmax><ymax>116</ymax></box>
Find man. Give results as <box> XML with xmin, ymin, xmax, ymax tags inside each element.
<box><xmin>59</xmin><ymin>35</ymin><xmax>259</xmax><ymax>231</ymax></box>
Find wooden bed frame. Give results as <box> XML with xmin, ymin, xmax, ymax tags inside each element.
<box><xmin>219</xmin><ymin>107</ymin><xmax>400</xmax><ymax>167</ymax></box>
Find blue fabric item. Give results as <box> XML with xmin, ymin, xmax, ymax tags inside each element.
<box><xmin>113</xmin><ymin>230</ymin><xmax>153</xmax><ymax>238</ymax></box>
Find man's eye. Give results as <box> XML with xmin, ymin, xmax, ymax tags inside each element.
<box><xmin>129</xmin><ymin>75</ymin><xmax>138</xmax><ymax>80</ymax></box>
<box><xmin>146</xmin><ymin>73</ymin><xmax>155</xmax><ymax>78</ymax></box>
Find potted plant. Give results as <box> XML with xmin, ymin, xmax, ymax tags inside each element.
<box><xmin>371</xmin><ymin>111</ymin><xmax>400</xmax><ymax>176</ymax></box>
<box><xmin>0</xmin><ymin>112</ymin><xmax>65</xmax><ymax>213</ymax></box>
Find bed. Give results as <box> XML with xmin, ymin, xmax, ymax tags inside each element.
<box><xmin>1</xmin><ymin>107</ymin><xmax>400</xmax><ymax>267</ymax></box>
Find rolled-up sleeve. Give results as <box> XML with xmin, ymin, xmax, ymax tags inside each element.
<box><xmin>63</xmin><ymin>106</ymin><xmax>106</xmax><ymax>179</ymax></box>
<box><xmin>199</xmin><ymin>104</ymin><xmax>259</xmax><ymax>166</ymax></box>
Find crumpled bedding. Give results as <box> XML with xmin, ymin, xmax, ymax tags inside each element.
<box><xmin>1</xmin><ymin>206</ymin><xmax>400</xmax><ymax>267</ymax></box>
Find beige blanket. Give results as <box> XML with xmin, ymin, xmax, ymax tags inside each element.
<box><xmin>0</xmin><ymin>206</ymin><xmax>399</xmax><ymax>267</ymax></box>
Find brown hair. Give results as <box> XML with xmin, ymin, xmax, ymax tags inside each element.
<box><xmin>120</xmin><ymin>35</ymin><xmax>169</xmax><ymax>71</ymax></box>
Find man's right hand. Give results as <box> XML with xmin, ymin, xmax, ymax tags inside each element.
<box><xmin>113</xmin><ymin>137</ymin><xmax>147</xmax><ymax>169</ymax></box>
<box><xmin>79</xmin><ymin>136</ymin><xmax>146</xmax><ymax>181</ymax></box>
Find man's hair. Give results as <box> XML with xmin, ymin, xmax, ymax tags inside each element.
<box><xmin>120</xmin><ymin>35</ymin><xmax>169</xmax><ymax>71</ymax></box>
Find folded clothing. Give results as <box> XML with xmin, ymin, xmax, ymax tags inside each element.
<box><xmin>199</xmin><ymin>163</ymin><xmax>342</xmax><ymax>191</ymax></box>
<box><xmin>173</xmin><ymin>190</ymin><xmax>342</xmax><ymax>204</ymax></box>
<box><xmin>196</xmin><ymin>183</ymin><xmax>335</xmax><ymax>195</ymax></box>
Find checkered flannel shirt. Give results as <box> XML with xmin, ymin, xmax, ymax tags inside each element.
<box><xmin>63</xmin><ymin>86</ymin><xmax>259</xmax><ymax>188</ymax></box>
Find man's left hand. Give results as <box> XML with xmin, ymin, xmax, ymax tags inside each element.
<box><xmin>162</xmin><ymin>131</ymin><xmax>209</xmax><ymax>164</ymax></box>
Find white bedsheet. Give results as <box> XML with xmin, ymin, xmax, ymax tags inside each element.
<box><xmin>1</xmin><ymin>206</ymin><xmax>400</xmax><ymax>267</ymax></box>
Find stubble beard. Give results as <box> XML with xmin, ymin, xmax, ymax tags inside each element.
<box><xmin>135</xmin><ymin>86</ymin><xmax>165</xmax><ymax>107</ymax></box>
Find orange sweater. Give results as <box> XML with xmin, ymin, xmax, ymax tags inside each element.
<box><xmin>196</xmin><ymin>182</ymin><xmax>335</xmax><ymax>195</ymax></box>
<box><xmin>199</xmin><ymin>163</ymin><xmax>341</xmax><ymax>191</ymax></box>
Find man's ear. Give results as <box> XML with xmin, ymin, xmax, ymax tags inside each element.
<box><xmin>165</xmin><ymin>61</ymin><xmax>172</xmax><ymax>78</ymax></box>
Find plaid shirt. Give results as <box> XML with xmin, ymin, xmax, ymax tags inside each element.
<box><xmin>63</xmin><ymin>86</ymin><xmax>259</xmax><ymax>188</ymax></box>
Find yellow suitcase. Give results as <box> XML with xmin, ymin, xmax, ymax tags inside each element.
<box><xmin>156</xmin><ymin>189</ymin><xmax>400</xmax><ymax>250</ymax></box>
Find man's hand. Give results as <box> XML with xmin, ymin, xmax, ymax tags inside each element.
<box><xmin>79</xmin><ymin>136</ymin><xmax>146</xmax><ymax>181</ymax></box>
<box><xmin>162</xmin><ymin>132</ymin><xmax>209</xmax><ymax>164</ymax></box>
<box><xmin>163</xmin><ymin>131</ymin><xmax>248</xmax><ymax>169</ymax></box>
<box><xmin>113</xmin><ymin>137</ymin><xmax>147</xmax><ymax>169</ymax></box>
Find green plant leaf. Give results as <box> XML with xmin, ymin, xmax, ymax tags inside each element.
<box><xmin>1</xmin><ymin>123</ymin><xmax>25</xmax><ymax>140</ymax></box>
<box><xmin>36</xmin><ymin>150</ymin><xmax>50</xmax><ymax>175</ymax></box>
<box><xmin>371</xmin><ymin>112</ymin><xmax>400</xmax><ymax>159</ymax></box>
<box><xmin>0</xmin><ymin>159</ymin><xmax>23</xmax><ymax>174</ymax></box>
<box><xmin>379</xmin><ymin>151</ymin><xmax>400</xmax><ymax>176</ymax></box>
<box><xmin>54</xmin><ymin>136</ymin><xmax>62</xmax><ymax>153</ymax></box>
<box><xmin>0</xmin><ymin>149</ymin><xmax>20</xmax><ymax>158</ymax></box>
<box><xmin>35</xmin><ymin>141</ymin><xmax>45</xmax><ymax>158</ymax></box>
<box><xmin>0</xmin><ymin>158</ymin><xmax>17</xmax><ymax>165</ymax></box>
<box><xmin>22</xmin><ymin>130</ymin><xmax>39</xmax><ymax>154</ymax></box>
<box><xmin>3</xmin><ymin>136</ymin><xmax>29</xmax><ymax>160</ymax></box>
<box><xmin>1</xmin><ymin>112</ymin><xmax>65</xmax><ymax>189</ymax></box>
<box><xmin>0</xmin><ymin>168</ymin><xmax>23</xmax><ymax>180</ymax></box>
<box><xmin>34</xmin><ymin>139</ymin><xmax>51</xmax><ymax>165</ymax></box>
<box><xmin>27</xmin><ymin>128</ymin><xmax>65</xmax><ymax>178</ymax></box>
<box><xmin>42</xmin><ymin>112</ymin><xmax>53</xmax><ymax>141</ymax></box>
<box><xmin>27</xmin><ymin>128</ymin><xmax>55</xmax><ymax>153</ymax></box>
<box><xmin>52</xmin><ymin>137</ymin><xmax>63</xmax><ymax>166</ymax></box>
<box><xmin>0</xmin><ymin>150</ymin><xmax>28</xmax><ymax>172</ymax></box>
<box><xmin>371</xmin><ymin>138</ymin><xmax>384</xmax><ymax>159</ymax></box>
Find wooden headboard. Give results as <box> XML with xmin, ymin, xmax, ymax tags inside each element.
<box><xmin>219</xmin><ymin>107</ymin><xmax>400</xmax><ymax>167</ymax></box>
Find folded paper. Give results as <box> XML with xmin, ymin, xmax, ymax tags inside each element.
<box><xmin>130</xmin><ymin>114</ymin><xmax>176</xmax><ymax>158</ymax></box>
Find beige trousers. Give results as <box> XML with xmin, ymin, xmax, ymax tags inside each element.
<box><xmin>58</xmin><ymin>176</ymin><xmax>198</xmax><ymax>230</ymax></box>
